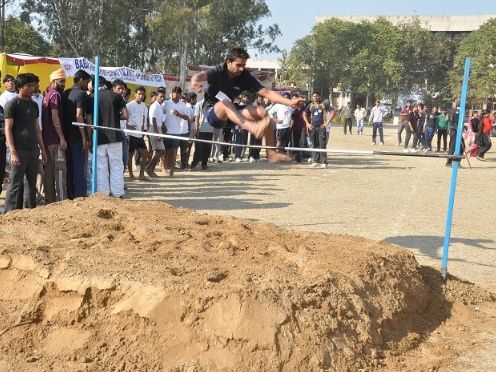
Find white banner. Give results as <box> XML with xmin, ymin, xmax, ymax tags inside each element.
<box><xmin>59</xmin><ymin>57</ymin><xmax>166</xmax><ymax>87</ymax></box>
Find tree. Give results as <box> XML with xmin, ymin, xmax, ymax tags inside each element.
<box><xmin>147</xmin><ymin>0</ymin><xmax>280</xmax><ymax>75</ymax></box>
<box><xmin>281</xmin><ymin>35</ymin><xmax>315</xmax><ymax>91</ymax></box>
<box><xmin>282</xmin><ymin>17</ymin><xmax>457</xmax><ymax>106</ymax></box>
<box><xmin>2</xmin><ymin>16</ymin><xmax>50</xmax><ymax>55</ymax></box>
<box><xmin>21</xmin><ymin>0</ymin><xmax>158</xmax><ymax>68</ymax></box>
<box><xmin>450</xmin><ymin>17</ymin><xmax>496</xmax><ymax>104</ymax></box>
<box><xmin>21</xmin><ymin>0</ymin><xmax>280</xmax><ymax>74</ymax></box>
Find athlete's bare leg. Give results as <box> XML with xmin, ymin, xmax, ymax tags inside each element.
<box><xmin>213</xmin><ymin>101</ymin><xmax>271</xmax><ymax>140</ymax></box>
<box><xmin>213</xmin><ymin>101</ymin><xmax>292</xmax><ymax>162</ymax></box>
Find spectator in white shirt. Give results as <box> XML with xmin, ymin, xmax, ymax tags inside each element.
<box><xmin>354</xmin><ymin>103</ymin><xmax>366</xmax><ymax>135</ymax></box>
<box><xmin>126</xmin><ymin>86</ymin><xmax>150</xmax><ymax>180</ymax></box>
<box><xmin>368</xmin><ymin>100</ymin><xmax>386</xmax><ymax>145</ymax></box>
<box><xmin>145</xmin><ymin>88</ymin><xmax>166</xmax><ymax>177</ymax></box>
<box><xmin>268</xmin><ymin>92</ymin><xmax>293</xmax><ymax>149</ymax></box>
<box><xmin>0</xmin><ymin>75</ymin><xmax>17</xmax><ymax>109</ymax></box>
<box><xmin>162</xmin><ymin>86</ymin><xmax>189</xmax><ymax>177</ymax></box>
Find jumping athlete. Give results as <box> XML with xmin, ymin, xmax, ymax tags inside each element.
<box><xmin>190</xmin><ymin>47</ymin><xmax>305</xmax><ymax>163</ymax></box>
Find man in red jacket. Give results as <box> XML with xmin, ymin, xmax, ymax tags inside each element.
<box><xmin>477</xmin><ymin>110</ymin><xmax>493</xmax><ymax>161</ymax></box>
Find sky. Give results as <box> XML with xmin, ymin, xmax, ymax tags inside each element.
<box><xmin>253</xmin><ymin>0</ymin><xmax>496</xmax><ymax>59</ymax></box>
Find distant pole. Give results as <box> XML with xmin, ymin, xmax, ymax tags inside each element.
<box><xmin>91</xmin><ymin>56</ymin><xmax>100</xmax><ymax>194</ymax></box>
<box><xmin>441</xmin><ymin>57</ymin><xmax>471</xmax><ymax>281</ymax></box>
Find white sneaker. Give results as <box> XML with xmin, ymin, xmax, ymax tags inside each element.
<box><xmin>307</xmin><ymin>158</ymin><xmax>313</xmax><ymax>163</ymax></box>
<box><xmin>371</xmin><ymin>142</ymin><xmax>376</xmax><ymax>146</ymax></box>
<box><xmin>380</xmin><ymin>142</ymin><xmax>384</xmax><ymax>146</ymax></box>
<box><xmin>235</xmin><ymin>157</ymin><xmax>242</xmax><ymax>163</ymax></box>
<box><xmin>410</xmin><ymin>149</ymin><xmax>417</xmax><ymax>153</ymax></box>
<box><xmin>320</xmin><ymin>163</ymin><xmax>327</xmax><ymax>168</ymax></box>
<box><xmin>310</xmin><ymin>162</ymin><xmax>318</xmax><ymax>167</ymax></box>
<box><xmin>403</xmin><ymin>149</ymin><xmax>409</xmax><ymax>153</ymax></box>
<box><xmin>249</xmin><ymin>156</ymin><xmax>255</xmax><ymax>163</ymax></box>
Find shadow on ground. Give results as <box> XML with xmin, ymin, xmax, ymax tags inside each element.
<box><xmin>384</xmin><ymin>235</ymin><xmax>496</xmax><ymax>268</ymax></box>
<box><xmin>125</xmin><ymin>171</ymin><xmax>291</xmax><ymax>211</ymax></box>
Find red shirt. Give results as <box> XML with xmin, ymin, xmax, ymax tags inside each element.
<box><xmin>481</xmin><ymin>117</ymin><xmax>492</xmax><ymax>134</ymax></box>
<box><xmin>42</xmin><ymin>87</ymin><xmax>63</xmax><ymax>146</ymax></box>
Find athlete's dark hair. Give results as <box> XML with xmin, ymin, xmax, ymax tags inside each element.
<box><xmin>157</xmin><ymin>87</ymin><xmax>166</xmax><ymax>95</ymax></box>
<box><xmin>150</xmin><ymin>91</ymin><xmax>157</xmax><ymax>98</ymax></box>
<box><xmin>74</xmin><ymin>69</ymin><xmax>91</xmax><ymax>84</ymax></box>
<box><xmin>135</xmin><ymin>85</ymin><xmax>146</xmax><ymax>93</ymax></box>
<box><xmin>171</xmin><ymin>86</ymin><xmax>182</xmax><ymax>94</ymax></box>
<box><xmin>14</xmin><ymin>73</ymin><xmax>39</xmax><ymax>90</ymax></box>
<box><xmin>225</xmin><ymin>47</ymin><xmax>250</xmax><ymax>62</ymax></box>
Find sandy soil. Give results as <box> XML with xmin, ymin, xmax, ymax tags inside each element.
<box><xmin>0</xmin><ymin>125</ymin><xmax>495</xmax><ymax>371</ymax></box>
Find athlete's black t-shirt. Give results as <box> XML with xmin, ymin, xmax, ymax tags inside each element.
<box><xmin>204</xmin><ymin>63</ymin><xmax>263</xmax><ymax>109</ymax></box>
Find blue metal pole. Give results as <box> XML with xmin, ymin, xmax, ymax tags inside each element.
<box><xmin>91</xmin><ymin>56</ymin><xmax>100</xmax><ymax>194</ymax></box>
<box><xmin>441</xmin><ymin>57</ymin><xmax>471</xmax><ymax>280</ymax></box>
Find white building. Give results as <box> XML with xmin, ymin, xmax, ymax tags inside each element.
<box><xmin>246</xmin><ymin>59</ymin><xmax>281</xmax><ymax>82</ymax></box>
<box><xmin>316</xmin><ymin>14</ymin><xmax>496</xmax><ymax>34</ymax></box>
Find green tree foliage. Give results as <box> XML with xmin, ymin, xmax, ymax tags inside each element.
<box><xmin>20</xmin><ymin>0</ymin><xmax>279</xmax><ymax>74</ymax></box>
<box><xmin>451</xmin><ymin>18</ymin><xmax>496</xmax><ymax>104</ymax></box>
<box><xmin>147</xmin><ymin>0</ymin><xmax>280</xmax><ymax>74</ymax></box>
<box><xmin>2</xmin><ymin>17</ymin><xmax>50</xmax><ymax>55</ymax></box>
<box><xmin>22</xmin><ymin>0</ymin><xmax>156</xmax><ymax>68</ymax></box>
<box><xmin>284</xmin><ymin>17</ymin><xmax>457</xmax><ymax>104</ymax></box>
<box><xmin>281</xmin><ymin>35</ymin><xmax>315</xmax><ymax>89</ymax></box>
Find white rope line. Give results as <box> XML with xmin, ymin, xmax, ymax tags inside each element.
<box><xmin>73</xmin><ymin>122</ymin><xmax>465</xmax><ymax>160</ymax></box>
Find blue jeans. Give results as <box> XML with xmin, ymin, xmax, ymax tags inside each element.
<box><xmin>70</xmin><ymin>143</ymin><xmax>88</xmax><ymax>198</ymax></box>
<box><xmin>372</xmin><ymin>122</ymin><xmax>384</xmax><ymax>144</ymax></box>
<box><xmin>356</xmin><ymin>119</ymin><xmax>364</xmax><ymax>134</ymax></box>
<box><xmin>424</xmin><ymin>127</ymin><xmax>435</xmax><ymax>150</ymax></box>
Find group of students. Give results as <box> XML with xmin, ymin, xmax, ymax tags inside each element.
<box><xmin>397</xmin><ymin>100</ymin><xmax>495</xmax><ymax>161</ymax></box>
<box><xmin>0</xmin><ymin>67</ymin><xmax>212</xmax><ymax>212</ymax></box>
<box><xmin>203</xmin><ymin>90</ymin><xmax>336</xmax><ymax>169</ymax></box>
<box><xmin>0</xmin><ymin>68</ymin><xmax>126</xmax><ymax>211</ymax></box>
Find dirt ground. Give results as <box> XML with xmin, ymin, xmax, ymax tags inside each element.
<box><xmin>1</xmin><ymin>125</ymin><xmax>496</xmax><ymax>371</ymax></box>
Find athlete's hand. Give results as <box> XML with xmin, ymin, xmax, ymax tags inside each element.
<box><xmin>191</xmin><ymin>76</ymin><xmax>204</xmax><ymax>93</ymax></box>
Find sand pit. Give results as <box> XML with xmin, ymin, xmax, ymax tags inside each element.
<box><xmin>0</xmin><ymin>196</ymin><xmax>495</xmax><ymax>371</ymax></box>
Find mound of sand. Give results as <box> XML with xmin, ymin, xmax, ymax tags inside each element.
<box><xmin>0</xmin><ymin>196</ymin><xmax>494</xmax><ymax>371</ymax></box>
